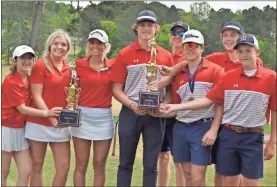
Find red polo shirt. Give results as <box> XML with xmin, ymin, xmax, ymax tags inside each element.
<box><xmin>111</xmin><ymin>40</ymin><xmax>174</xmax><ymax>102</ymax></box>
<box><xmin>172</xmin><ymin>58</ymin><xmax>224</xmax><ymax>123</ymax></box>
<box><xmin>2</xmin><ymin>72</ymin><xmax>31</xmax><ymax>128</ymax></box>
<box><xmin>206</xmin><ymin>65</ymin><xmax>276</xmax><ymax>127</ymax></box>
<box><xmin>170</xmin><ymin>49</ymin><xmax>186</xmax><ymax>65</ymax></box>
<box><xmin>27</xmin><ymin>57</ymin><xmax>71</xmax><ymax>126</ymax></box>
<box><xmin>205</xmin><ymin>52</ymin><xmax>270</xmax><ymax>121</ymax></box>
<box><xmin>76</xmin><ymin>57</ymin><xmax>114</xmax><ymax>108</ymax></box>
<box><xmin>205</xmin><ymin>52</ymin><xmax>264</xmax><ymax>72</ymax></box>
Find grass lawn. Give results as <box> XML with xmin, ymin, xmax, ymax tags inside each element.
<box><xmin>5</xmin><ymin>128</ymin><xmax>277</xmax><ymax>186</ymax></box>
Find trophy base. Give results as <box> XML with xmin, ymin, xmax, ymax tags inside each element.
<box><xmin>57</xmin><ymin>109</ymin><xmax>81</xmax><ymax>127</ymax></box>
<box><xmin>138</xmin><ymin>91</ymin><xmax>160</xmax><ymax>109</ymax></box>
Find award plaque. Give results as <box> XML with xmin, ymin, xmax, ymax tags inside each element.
<box><xmin>138</xmin><ymin>37</ymin><xmax>160</xmax><ymax>109</ymax></box>
<box><xmin>57</xmin><ymin>60</ymin><xmax>82</xmax><ymax>127</ymax></box>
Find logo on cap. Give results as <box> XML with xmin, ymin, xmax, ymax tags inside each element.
<box><xmin>91</xmin><ymin>31</ymin><xmax>103</xmax><ymax>37</ymax></box>
<box><xmin>185</xmin><ymin>34</ymin><xmax>199</xmax><ymax>39</ymax></box>
<box><xmin>240</xmin><ymin>35</ymin><xmax>247</xmax><ymax>42</ymax></box>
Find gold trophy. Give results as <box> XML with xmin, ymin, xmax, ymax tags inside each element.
<box><xmin>138</xmin><ymin>37</ymin><xmax>160</xmax><ymax>108</ymax></box>
<box><xmin>57</xmin><ymin>60</ymin><xmax>82</xmax><ymax>127</ymax></box>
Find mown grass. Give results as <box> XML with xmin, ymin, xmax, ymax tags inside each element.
<box><xmin>6</xmin><ymin>134</ymin><xmax>277</xmax><ymax>186</ymax></box>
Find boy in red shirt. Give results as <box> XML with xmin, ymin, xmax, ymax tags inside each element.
<box><xmin>111</xmin><ymin>10</ymin><xmax>174</xmax><ymax>186</ymax></box>
<box><xmin>160</xmin><ymin>21</ymin><xmax>266</xmax><ymax>186</ymax></box>
<box><xmin>161</xmin><ymin>34</ymin><xmax>276</xmax><ymax>187</ymax></box>
<box><xmin>158</xmin><ymin>21</ymin><xmax>189</xmax><ymax>187</ymax></box>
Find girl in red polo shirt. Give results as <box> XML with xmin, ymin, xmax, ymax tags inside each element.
<box><xmin>24</xmin><ymin>30</ymin><xmax>72</xmax><ymax>186</ymax></box>
<box><xmin>71</xmin><ymin>29</ymin><xmax>114</xmax><ymax>187</ymax></box>
<box><xmin>1</xmin><ymin>45</ymin><xmax>61</xmax><ymax>186</ymax></box>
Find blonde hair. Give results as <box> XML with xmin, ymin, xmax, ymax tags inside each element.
<box><xmin>86</xmin><ymin>42</ymin><xmax>111</xmax><ymax>60</ymax></box>
<box><xmin>43</xmin><ymin>29</ymin><xmax>72</xmax><ymax>71</ymax></box>
<box><xmin>132</xmin><ymin>22</ymin><xmax>160</xmax><ymax>36</ymax></box>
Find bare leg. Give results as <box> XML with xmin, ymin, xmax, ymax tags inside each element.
<box><xmin>222</xmin><ymin>175</ymin><xmax>240</xmax><ymax>186</ymax></box>
<box><xmin>1</xmin><ymin>151</ymin><xmax>13</xmax><ymax>186</ymax></box>
<box><xmin>93</xmin><ymin>139</ymin><xmax>112</xmax><ymax>187</ymax></box>
<box><xmin>72</xmin><ymin>137</ymin><xmax>91</xmax><ymax>186</ymax></box>
<box><xmin>238</xmin><ymin>174</ymin><xmax>243</xmax><ymax>186</ymax></box>
<box><xmin>214</xmin><ymin>172</ymin><xmax>224</xmax><ymax>187</ymax></box>
<box><xmin>28</xmin><ymin>140</ymin><xmax>47</xmax><ymax>187</ymax></box>
<box><xmin>175</xmin><ymin>163</ymin><xmax>186</xmax><ymax>186</ymax></box>
<box><xmin>241</xmin><ymin>176</ymin><xmax>259</xmax><ymax>187</ymax></box>
<box><xmin>181</xmin><ymin>162</ymin><xmax>192</xmax><ymax>186</ymax></box>
<box><xmin>157</xmin><ymin>152</ymin><xmax>171</xmax><ymax>186</ymax></box>
<box><xmin>49</xmin><ymin>141</ymin><xmax>70</xmax><ymax>186</ymax></box>
<box><xmin>13</xmin><ymin>149</ymin><xmax>32</xmax><ymax>186</ymax></box>
<box><xmin>191</xmin><ymin>164</ymin><xmax>207</xmax><ymax>186</ymax></box>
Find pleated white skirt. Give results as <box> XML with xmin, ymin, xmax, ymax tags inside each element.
<box><xmin>25</xmin><ymin>121</ymin><xmax>71</xmax><ymax>142</ymax></box>
<box><xmin>71</xmin><ymin>106</ymin><xmax>114</xmax><ymax>140</ymax></box>
<box><xmin>2</xmin><ymin>126</ymin><xmax>29</xmax><ymax>152</ymax></box>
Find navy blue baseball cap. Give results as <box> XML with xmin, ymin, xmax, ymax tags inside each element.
<box><xmin>233</xmin><ymin>34</ymin><xmax>259</xmax><ymax>49</ymax></box>
<box><xmin>136</xmin><ymin>10</ymin><xmax>157</xmax><ymax>23</ymax></box>
<box><xmin>170</xmin><ymin>21</ymin><xmax>190</xmax><ymax>32</ymax></box>
<box><xmin>221</xmin><ymin>21</ymin><xmax>244</xmax><ymax>34</ymax></box>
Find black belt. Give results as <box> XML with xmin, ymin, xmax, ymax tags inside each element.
<box><xmin>184</xmin><ymin>117</ymin><xmax>214</xmax><ymax>125</ymax></box>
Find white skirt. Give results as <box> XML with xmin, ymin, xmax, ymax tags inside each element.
<box><xmin>2</xmin><ymin>126</ymin><xmax>29</xmax><ymax>152</ymax></box>
<box><xmin>25</xmin><ymin>121</ymin><xmax>71</xmax><ymax>142</ymax></box>
<box><xmin>71</xmin><ymin>106</ymin><xmax>114</xmax><ymax>140</ymax></box>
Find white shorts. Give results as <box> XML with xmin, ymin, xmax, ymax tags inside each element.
<box><xmin>71</xmin><ymin>106</ymin><xmax>115</xmax><ymax>140</ymax></box>
<box><xmin>2</xmin><ymin>126</ymin><xmax>29</xmax><ymax>152</ymax></box>
<box><xmin>25</xmin><ymin>122</ymin><xmax>71</xmax><ymax>142</ymax></box>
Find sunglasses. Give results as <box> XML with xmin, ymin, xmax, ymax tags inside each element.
<box><xmin>171</xmin><ymin>30</ymin><xmax>185</xmax><ymax>37</ymax></box>
<box><xmin>183</xmin><ymin>42</ymin><xmax>201</xmax><ymax>50</ymax></box>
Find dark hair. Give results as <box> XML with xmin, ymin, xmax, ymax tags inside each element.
<box><xmin>9</xmin><ymin>57</ymin><xmax>17</xmax><ymax>75</ymax></box>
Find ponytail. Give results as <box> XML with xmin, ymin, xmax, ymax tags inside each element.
<box><xmin>9</xmin><ymin>63</ymin><xmax>17</xmax><ymax>75</ymax></box>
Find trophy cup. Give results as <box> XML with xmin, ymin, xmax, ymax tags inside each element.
<box><xmin>57</xmin><ymin>60</ymin><xmax>82</xmax><ymax>127</ymax></box>
<box><xmin>138</xmin><ymin>37</ymin><xmax>160</xmax><ymax>108</ymax></box>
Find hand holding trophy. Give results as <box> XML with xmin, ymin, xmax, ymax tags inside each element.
<box><xmin>57</xmin><ymin>60</ymin><xmax>82</xmax><ymax>127</ymax></box>
<box><xmin>138</xmin><ymin>36</ymin><xmax>160</xmax><ymax>108</ymax></box>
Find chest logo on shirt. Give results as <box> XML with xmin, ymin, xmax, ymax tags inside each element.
<box><xmin>234</xmin><ymin>84</ymin><xmax>239</xmax><ymax>88</ymax></box>
<box><xmin>134</xmin><ymin>59</ymin><xmax>139</xmax><ymax>63</ymax></box>
<box><xmin>180</xmin><ymin>80</ymin><xmax>184</xmax><ymax>85</ymax></box>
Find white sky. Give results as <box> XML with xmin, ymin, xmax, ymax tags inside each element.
<box><xmin>61</xmin><ymin>1</ymin><xmax>276</xmax><ymax>11</ymax></box>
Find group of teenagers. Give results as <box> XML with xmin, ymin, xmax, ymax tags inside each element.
<box><xmin>1</xmin><ymin>9</ymin><xmax>276</xmax><ymax>187</ymax></box>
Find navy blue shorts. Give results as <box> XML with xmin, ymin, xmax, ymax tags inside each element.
<box><xmin>160</xmin><ymin>118</ymin><xmax>175</xmax><ymax>153</ymax></box>
<box><xmin>216</xmin><ymin>126</ymin><xmax>264</xmax><ymax>179</ymax></box>
<box><xmin>173</xmin><ymin>120</ymin><xmax>212</xmax><ymax>166</ymax></box>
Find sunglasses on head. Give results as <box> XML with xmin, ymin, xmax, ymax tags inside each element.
<box><xmin>171</xmin><ymin>30</ymin><xmax>185</xmax><ymax>37</ymax></box>
<box><xmin>183</xmin><ymin>42</ymin><xmax>201</xmax><ymax>50</ymax></box>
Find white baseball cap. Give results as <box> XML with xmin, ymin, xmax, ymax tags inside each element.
<box><xmin>182</xmin><ymin>29</ymin><xmax>204</xmax><ymax>45</ymax></box>
<box><xmin>87</xmin><ymin>29</ymin><xmax>108</xmax><ymax>43</ymax></box>
<box><xmin>13</xmin><ymin>45</ymin><xmax>35</xmax><ymax>60</ymax></box>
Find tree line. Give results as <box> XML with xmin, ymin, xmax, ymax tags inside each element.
<box><xmin>1</xmin><ymin>1</ymin><xmax>276</xmax><ymax>70</ymax></box>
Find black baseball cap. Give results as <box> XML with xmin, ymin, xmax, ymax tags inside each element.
<box><xmin>170</xmin><ymin>21</ymin><xmax>190</xmax><ymax>32</ymax></box>
<box><xmin>233</xmin><ymin>34</ymin><xmax>259</xmax><ymax>49</ymax></box>
<box><xmin>221</xmin><ymin>21</ymin><xmax>244</xmax><ymax>34</ymax></box>
<box><xmin>136</xmin><ymin>10</ymin><xmax>157</xmax><ymax>23</ymax></box>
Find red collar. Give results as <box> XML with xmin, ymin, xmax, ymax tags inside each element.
<box><xmin>181</xmin><ymin>58</ymin><xmax>209</xmax><ymax>72</ymax></box>
<box><xmin>48</xmin><ymin>56</ymin><xmax>69</xmax><ymax>71</ymax></box>
<box><xmin>132</xmin><ymin>40</ymin><xmax>160</xmax><ymax>53</ymax></box>
<box><xmin>238</xmin><ymin>64</ymin><xmax>262</xmax><ymax>78</ymax></box>
<box><xmin>77</xmin><ymin>57</ymin><xmax>113</xmax><ymax>69</ymax></box>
